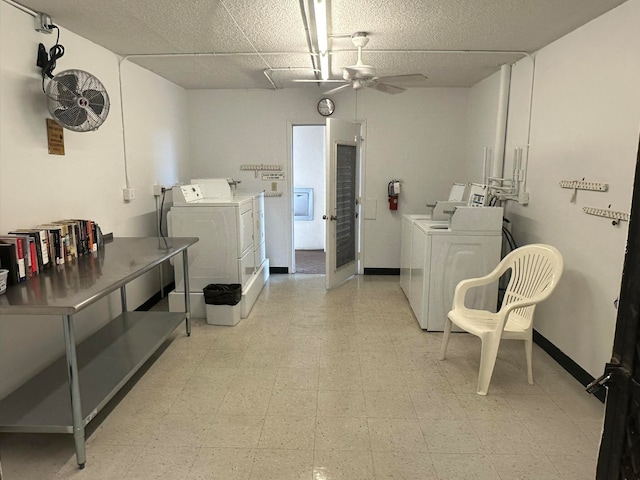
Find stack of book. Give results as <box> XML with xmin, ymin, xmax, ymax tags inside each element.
<box><xmin>0</xmin><ymin>219</ymin><xmax>103</xmax><ymax>286</ymax></box>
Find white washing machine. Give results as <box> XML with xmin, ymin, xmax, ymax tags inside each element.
<box><xmin>167</xmin><ymin>180</ymin><xmax>269</xmax><ymax>319</ymax></box>
<box><xmin>401</xmin><ymin>214</ymin><xmax>438</xmax><ymax>298</ymax></box>
<box><xmin>400</xmin><ymin>183</ymin><xmax>469</xmax><ymax>299</ymax></box>
<box><xmin>411</xmin><ymin>206</ymin><xmax>503</xmax><ymax>331</ymax></box>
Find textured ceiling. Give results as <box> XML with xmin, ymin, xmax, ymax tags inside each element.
<box><xmin>15</xmin><ymin>0</ymin><xmax>628</xmax><ymax>90</ymax></box>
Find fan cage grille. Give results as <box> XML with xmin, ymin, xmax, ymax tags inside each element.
<box><xmin>45</xmin><ymin>69</ymin><xmax>110</xmax><ymax>132</ymax></box>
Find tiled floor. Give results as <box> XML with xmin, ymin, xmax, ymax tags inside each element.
<box><xmin>295</xmin><ymin>250</ymin><xmax>326</xmax><ymax>274</ymax></box>
<box><xmin>0</xmin><ymin>275</ymin><xmax>604</xmax><ymax>479</ymax></box>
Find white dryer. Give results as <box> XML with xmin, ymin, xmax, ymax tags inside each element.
<box><xmin>411</xmin><ymin>207</ymin><xmax>503</xmax><ymax>331</ymax></box>
<box><xmin>168</xmin><ymin>180</ymin><xmax>269</xmax><ymax>319</ymax></box>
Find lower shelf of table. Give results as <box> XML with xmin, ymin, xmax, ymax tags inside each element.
<box><xmin>0</xmin><ymin>310</ymin><xmax>186</xmax><ymax>433</ymax></box>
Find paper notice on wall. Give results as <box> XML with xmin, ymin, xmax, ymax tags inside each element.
<box><xmin>262</xmin><ymin>173</ymin><xmax>285</xmax><ymax>181</ymax></box>
<box><xmin>46</xmin><ymin>119</ymin><xmax>65</xmax><ymax>155</ymax></box>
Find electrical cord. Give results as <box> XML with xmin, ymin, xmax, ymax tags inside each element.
<box><xmin>40</xmin><ymin>25</ymin><xmax>65</xmax><ymax>92</ymax></box>
<box><xmin>159</xmin><ymin>189</ymin><xmax>167</xmax><ymax>238</ymax></box>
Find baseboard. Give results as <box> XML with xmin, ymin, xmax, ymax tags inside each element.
<box><xmin>363</xmin><ymin>268</ymin><xmax>400</xmax><ymax>275</ymax></box>
<box><xmin>135</xmin><ymin>282</ymin><xmax>175</xmax><ymax>312</ymax></box>
<box><xmin>270</xmin><ymin>267</ymin><xmax>289</xmax><ymax>274</ymax></box>
<box><xmin>533</xmin><ymin>329</ymin><xmax>605</xmax><ymax>403</ymax></box>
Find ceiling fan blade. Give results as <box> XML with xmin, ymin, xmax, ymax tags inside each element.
<box><xmin>83</xmin><ymin>89</ymin><xmax>105</xmax><ymax>115</ymax></box>
<box><xmin>55</xmin><ymin>106</ymin><xmax>88</xmax><ymax>127</ymax></box>
<box><xmin>291</xmin><ymin>79</ymin><xmax>346</xmax><ymax>83</ymax></box>
<box><xmin>371</xmin><ymin>82</ymin><xmax>405</xmax><ymax>95</ymax></box>
<box><xmin>377</xmin><ymin>74</ymin><xmax>429</xmax><ymax>86</ymax></box>
<box><xmin>324</xmin><ymin>84</ymin><xmax>352</xmax><ymax>95</ymax></box>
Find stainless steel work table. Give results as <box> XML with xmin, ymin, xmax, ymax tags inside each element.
<box><xmin>0</xmin><ymin>236</ymin><xmax>198</xmax><ymax>469</ymax></box>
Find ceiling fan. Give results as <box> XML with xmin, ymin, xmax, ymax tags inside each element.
<box><xmin>305</xmin><ymin>32</ymin><xmax>429</xmax><ymax>95</ymax></box>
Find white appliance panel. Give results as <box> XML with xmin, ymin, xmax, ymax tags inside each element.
<box><xmin>240</xmin><ymin>205</ymin><xmax>253</xmax><ymax>257</ymax></box>
<box><xmin>171</xmin><ymin>207</ymin><xmax>239</xmax><ymax>291</ymax></box>
<box><xmin>425</xmin><ymin>234</ymin><xmax>501</xmax><ymax>331</ymax></box>
<box><xmin>240</xmin><ymin>247</ymin><xmax>255</xmax><ymax>287</ymax></box>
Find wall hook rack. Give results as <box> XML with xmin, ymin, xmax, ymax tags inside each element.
<box><xmin>583</xmin><ymin>206</ymin><xmax>629</xmax><ymax>225</ymax></box>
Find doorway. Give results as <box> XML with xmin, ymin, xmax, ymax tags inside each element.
<box><xmin>292</xmin><ymin>125</ymin><xmax>326</xmax><ymax>274</ymax></box>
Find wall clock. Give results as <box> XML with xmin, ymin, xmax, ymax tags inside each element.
<box><xmin>317</xmin><ymin>98</ymin><xmax>335</xmax><ymax>116</ymax></box>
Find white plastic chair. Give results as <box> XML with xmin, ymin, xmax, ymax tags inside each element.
<box><xmin>439</xmin><ymin>243</ymin><xmax>563</xmax><ymax>395</ymax></box>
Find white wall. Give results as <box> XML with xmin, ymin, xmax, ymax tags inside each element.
<box><xmin>466</xmin><ymin>72</ymin><xmax>501</xmax><ymax>182</ymax></box>
<box><xmin>501</xmin><ymin>0</ymin><xmax>640</xmax><ymax>376</ymax></box>
<box><xmin>293</xmin><ymin>125</ymin><xmax>325</xmax><ymax>251</ymax></box>
<box><xmin>188</xmin><ymin>88</ymin><xmax>470</xmax><ymax>271</ymax></box>
<box><xmin>0</xmin><ymin>2</ymin><xmax>189</xmax><ymax>398</ymax></box>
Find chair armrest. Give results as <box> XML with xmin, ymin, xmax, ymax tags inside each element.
<box><xmin>450</xmin><ymin>260</ymin><xmax>507</xmax><ymax>313</ymax></box>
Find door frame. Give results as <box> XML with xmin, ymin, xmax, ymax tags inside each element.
<box><xmin>287</xmin><ymin>120</ymin><xmax>366</xmax><ymax>276</ymax></box>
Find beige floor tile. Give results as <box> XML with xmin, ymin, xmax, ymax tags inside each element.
<box><xmin>123</xmin><ymin>445</ymin><xmax>199</xmax><ymax>480</ymax></box>
<box><xmin>202</xmin><ymin>414</ymin><xmax>265</xmax><ymax>448</ymax></box>
<box><xmin>524</xmin><ymin>417</ymin><xmax>600</xmax><ymax>457</ymax></box>
<box><xmin>372</xmin><ymin>451</ymin><xmax>438</xmax><ymax>480</ymax></box>
<box><xmin>199</xmin><ymin>349</ymin><xmax>246</xmax><ymax>369</ymax></box>
<box><xmin>419</xmin><ymin>418</ymin><xmax>485</xmax><ymax>454</ymax></box>
<box><xmin>187</xmin><ymin>366</ymin><xmax>239</xmax><ymax>389</ymax></box>
<box><xmin>148</xmin><ymin>413</ymin><xmax>212</xmax><ymax>447</ymax></box>
<box><xmin>430</xmin><ymin>453</ymin><xmax>501</xmax><ymax>480</ymax></box>
<box><xmin>110</xmin><ymin>386</ymin><xmax>182</xmax><ymax>417</ymax></box>
<box><xmin>470</xmin><ymin>419</ymin><xmax>542</xmax><ymax>455</ymax></box>
<box><xmin>368</xmin><ymin>418</ymin><xmax>427</xmax><ymax>452</ymax></box>
<box><xmin>275</xmin><ymin>367</ymin><xmax>319</xmax><ymax>390</ymax></box>
<box><xmin>315</xmin><ymin>416</ymin><xmax>371</xmax><ymax>451</ymax></box>
<box><xmin>364</xmin><ymin>390</ymin><xmax>417</xmax><ymax>418</ymax></box>
<box><xmin>313</xmin><ymin>449</ymin><xmax>375</xmax><ymax>480</ymax></box>
<box><xmin>318</xmin><ymin>365</ymin><xmax>363</xmax><ymax>390</ymax></box>
<box><xmin>258</xmin><ymin>415</ymin><xmax>315</xmax><ymax>449</ymax></box>
<box><xmin>409</xmin><ymin>389</ymin><xmax>467</xmax><ymax>419</ymax></box>
<box><xmin>317</xmin><ymin>390</ymin><xmax>367</xmax><ymax>417</ymax></box>
<box><xmin>490</xmin><ymin>453</ymin><xmax>562</xmax><ymax>479</ymax></box>
<box><xmin>240</xmin><ymin>348</ymin><xmax>283</xmax><ymax>369</ymax></box>
<box><xmin>360</xmin><ymin>366</ymin><xmax>407</xmax><ymax>391</ymax></box>
<box><xmin>456</xmin><ymin>393</ymin><xmax>517</xmax><ymax>420</ymax></box>
<box><xmin>90</xmin><ymin>413</ymin><xmax>164</xmax><ymax>447</ymax></box>
<box><xmin>228</xmin><ymin>367</ymin><xmax>278</xmax><ymax>390</ymax></box>
<box><xmin>167</xmin><ymin>385</ymin><xmax>227</xmax><ymax>416</ymax></box>
<box><xmin>55</xmin><ymin>444</ymin><xmax>141</xmax><ymax>479</ymax></box>
<box><xmin>504</xmin><ymin>393</ymin><xmax>571</xmax><ymax>422</ymax></box>
<box><xmin>547</xmin><ymin>454</ymin><xmax>597</xmax><ymax>480</ymax></box>
<box><xmin>217</xmin><ymin>387</ymin><xmax>273</xmax><ymax>416</ymax></box>
<box><xmin>187</xmin><ymin>447</ymin><xmax>255</xmax><ymax>480</ymax></box>
<box><xmin>267</xmin><ymin>389</ymin><xmax>318</xmax><ymax>416</ymax></box>
<box><xmin>249</xmin><ymin>449</ymin><xmax>313</xmax><ymax>480</ymax></box>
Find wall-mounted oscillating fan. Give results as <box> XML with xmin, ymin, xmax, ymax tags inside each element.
<box><xmin>45</xmin><ymin>69</ymin><xmax>110</xmax><ymax>132</ymax></box>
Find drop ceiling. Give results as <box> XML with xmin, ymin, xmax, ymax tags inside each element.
<box><xmin>14</xmin><ymin>0</ymin><xmax>628</xmax><ymax>90</ymax></box>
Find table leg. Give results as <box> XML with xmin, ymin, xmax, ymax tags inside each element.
<box><xmin>182</xmin><ymin>249</ymin><xmax>191</xmax><ymax>336</ymax></box>
<box><xmin>120</xmin><ymin>285</ymin><xmax>127</xmax><ymax>313</ymax></box>
<box><xmin>62</xmin><ymin>314</ymin><xmax>86</xmax><ymax>469</ymax></box>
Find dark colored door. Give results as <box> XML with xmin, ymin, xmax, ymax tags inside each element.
<box><xmin>595</xmin><ymin>136</ymin><xmax>640</xmax><ymax>479</ymax></box>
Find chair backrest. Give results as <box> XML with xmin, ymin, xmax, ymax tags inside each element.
<box><xmin>501</xmin><ymin>244</ymin><xmax>564</xmax><ymax>324</ymax></box>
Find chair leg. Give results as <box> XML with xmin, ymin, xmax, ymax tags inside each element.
<box><xmin>440</xmin><ymin>318</ymin><xmax>453</xmax><ymax>361</ymax></box>
<box><xmin>477</xmin><ymin>334</ymin><xmax>501</xmax><ymax>395</ymax></box>
<box><xmin>524</xmin><ymin>335</ymin><xmax>534</xmax><ymax>385</ymax></box>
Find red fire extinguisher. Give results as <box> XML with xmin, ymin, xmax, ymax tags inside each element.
<box><xmin>388</xmin><ymin>180</ymin><xmax>400</xmax><ymax>210</ymax></box>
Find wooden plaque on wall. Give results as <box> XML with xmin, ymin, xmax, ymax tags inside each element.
<box><xmin>46</xmin><ymin>119</ymin><xmax>65</xmax><ymax>155</ymax></box>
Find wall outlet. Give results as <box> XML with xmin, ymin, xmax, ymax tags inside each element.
<box><xmin>153</xmin><ymin>184</ymin><xmax>165</xmax><ymax>196</ymax></box>
<box><xmin>123</xmin><ymin>187</ymin><xmax>136</xmax><ymax>201</ymax></box>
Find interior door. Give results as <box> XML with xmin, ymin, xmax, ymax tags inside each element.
<box><xmin>593</xmin><ymin>137</ymin><xmax>640</xmax><ymax>479</ymax></box>
<box><xmin>325</xmin><ymin>118</ymin><xmax>360</xmax><ymax>289</ymax></box>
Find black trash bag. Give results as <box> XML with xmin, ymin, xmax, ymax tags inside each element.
<box><xmin>203</xmin><ymin>284</ymin><xmax>242</xmax><ymax>306</ymax></box>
